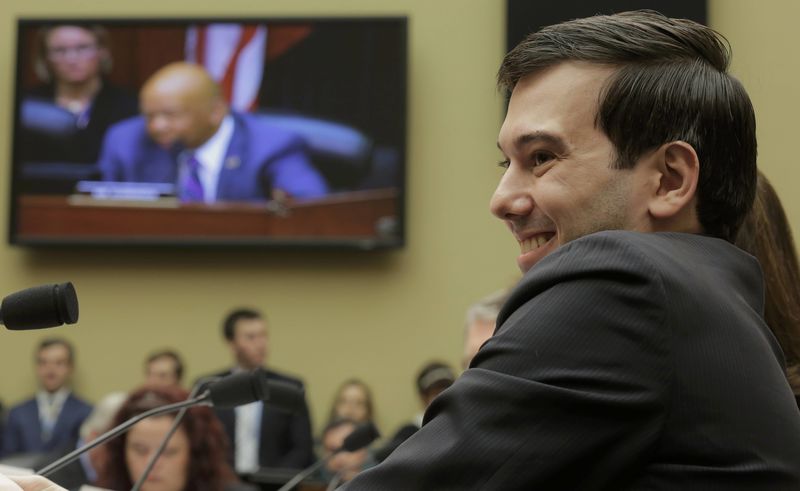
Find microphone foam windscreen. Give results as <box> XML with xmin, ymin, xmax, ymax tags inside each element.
<box><xmin>2</xmin><ymin>282</ymin><xmax>78</xmax><ymax>330</ymax></box>
<box><xmin>208</xmin><ymin>369</ymin><xmax>269</xmax><ymax>408</ymax></box>
<box><xmin>341</xmin><ymin>422</ymin><xmax>381</xmax><ymax>452</ymax></box>
<box><xmin>266</xmin><ymin>378</ymin><xmax>305</xmax><ymax>413</ymax></box>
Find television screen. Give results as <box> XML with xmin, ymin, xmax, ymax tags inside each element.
<box><xmin>9</xmin><ymin>17</ymin><xmax>406</xmax><ymax>248</ymax></box>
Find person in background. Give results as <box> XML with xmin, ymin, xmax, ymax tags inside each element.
<box><xmin>200</xmin><ymin>308</ymin><xmax>314</xmax><ymax>473</ymax></box>
<box><xmin>21</xmin><ymin>24</ymin><xmax>137</xmax><ymax>166</ymax></box>
<box><xmin>319</xmin><ymin>419</ymin><xmax>375</xmax><ymax>488</ymax></box>
<box><xmin>462</xmin><ymin>289</ymin><xmax>510</xmax><ymax>369</ymax></box>
<box><xmin>143</xmin><ymin>350</ymin><xmax>184</xmax><ymax>389</ymax></box>
<box><xmin>735</xmin><ymin>170</ymin><xmax>800</xmax><ymax>406</ymax></box>
<box><xmin>374</xmin><ymin>362</ymin><xmax>455</xmax><ymax>462</ymax></box>
<box><xmin>33</xmin><ymin>392</ymin><xmax>127</xmax><ymax>490</ymax></box>
<box><xmin>96</xmin><ymin>385</ymin><xmax>244</xmax><ymax>491</ymax></box>
<box><xmin>327</xmin><ymin>380</ymin><xmax>375</xmax><ymax>426</ymax></box>
<box><xmin>2</xmin><ymin>339</ymin><xmax>92</xmax><ymax>458</ymax></box>
<box><xmin>98</xmin><ymin>62</ymin><xmax>328</xmax><ymax>203</ymax></box>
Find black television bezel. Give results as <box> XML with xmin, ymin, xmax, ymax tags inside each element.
<box><xmin>9</xmin><ymin>16</ymin><xmax>407</xmax><ymax>251</ymax></box>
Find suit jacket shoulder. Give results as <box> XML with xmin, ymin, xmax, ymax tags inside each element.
<box><xmin>346</xmin><ymin>231</ymin><xmax>800</xmax><ymax>490</ymax></box>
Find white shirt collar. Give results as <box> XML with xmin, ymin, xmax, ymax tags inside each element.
<box><xmin>186</xmin><ymin>114</ymin><xmax>235</xmax><ymax>203</ymax></box>
<box><xmin>36</xmin><ymin>387</ymin><xmax>70</xmax><ymax>405</ymax></box>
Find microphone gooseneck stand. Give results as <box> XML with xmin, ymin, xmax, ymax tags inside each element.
<box><xmin>37</xmin><ymin>394</ymin><xmax>209</xmax><ymax>477</ymax></box>
<box><xmin>326</xmin><ymin>472</ymin><xmax>344</xmax><ymax>491</ymax></box>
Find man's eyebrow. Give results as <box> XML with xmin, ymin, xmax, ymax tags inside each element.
<box><xmin>496</xmin><ymin>131</ymin><xmax>568</xmax><ymax>153</ymax></box>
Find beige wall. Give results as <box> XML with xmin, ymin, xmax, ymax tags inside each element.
<box><xmin>0</xmin><ymin>0</ymin><xmax>796</xmax><ymax>440</ymax></box>
<box><xmin>710</xmin><ymin>0</ymin><xmax>800</xmax><ymax>244</ymax></box>
<box><xmin>0</xmin><ymin>0</ymin><xmax>515</xmax><ymax>437</ymax></box>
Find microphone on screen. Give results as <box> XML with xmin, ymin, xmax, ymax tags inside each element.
<box><xmin>0</xmin><ymin>282</ymin><xmax>78</xmax><ymax>330</ymax></box>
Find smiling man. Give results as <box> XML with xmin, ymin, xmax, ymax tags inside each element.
<box><xmin>343</xmin><ymin>11</ymin><xmax>800</xmax><ymax>490</ymax></box>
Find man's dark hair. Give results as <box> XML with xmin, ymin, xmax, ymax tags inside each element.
<box><xmin>146</xmin><ymin>349</ymin><xmax>185</xmax><ymax>382</ymax></box>
<box><xmin>497</xmin><ymin>10</ymin><xmax>756</xmax><ymax>242</ymax></box>
<box><xmin>416</xmin><ymin>361</ymin><xmax>455</xmax><ymax>397</ymax></box>
<box><xmin>36</xmin><ymin>337</ymin><xmax>74</xmax><ymax>364</ymax></box>
<box><xmin>222</xmin><ymin>308</ymin><xmax>263</xmax><ymax>341</ymax></box>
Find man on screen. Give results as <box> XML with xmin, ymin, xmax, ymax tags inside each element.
<box><xmin>97</xmin><ymin>62</ymin><xmax>328</xmax><ymax>203</ymax></box>
<box><xmin>343</xmin><ymin>11</ymin><xmax>800</xmax><ymax>490</ymax></box>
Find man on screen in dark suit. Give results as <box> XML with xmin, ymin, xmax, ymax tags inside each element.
<box><xmin>201</xmin><ymin>308</ymin><xmax>314</xmax><ymax>473</ymax></box>
<box><xmin>344</xmin><ymin>11</ymin><xmax>800</xmax><ymax>490</ymax></box>
<box><xmin>1</xmin><ymin>339</ymin><xmax>92</xmax><ymax>458</ymax></box>
<box><xmin>98</xmin><ymin>62</ymin><xmax>328</xmax><ymax>203</ymax></box>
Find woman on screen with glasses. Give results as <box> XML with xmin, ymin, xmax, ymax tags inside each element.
<box><xmin>20</xmin><ymin>24</ymin><xmax>138</xmax><ymax>183</ymax></box>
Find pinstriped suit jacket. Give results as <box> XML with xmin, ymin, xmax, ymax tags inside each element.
<box><xmin>345</xmin><ymin>231</ymin><xmax>800</xmax><ymax>490</ymax></box>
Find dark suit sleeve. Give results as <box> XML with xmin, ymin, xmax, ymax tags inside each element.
<box><xmin>344</xmin><ymin>235</ymin><xmax>671</xmax><ymax>490</ymax></box>
<box><xmin>277</xmin><ymin>390</ymin><xmax>314</xmax><ymax>468</ymax></box>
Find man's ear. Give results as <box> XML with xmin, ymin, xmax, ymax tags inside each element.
<box><xmin>648</xmin><ymin>140</ymin><xmax>700</xmax><ymax>220</ymax></box>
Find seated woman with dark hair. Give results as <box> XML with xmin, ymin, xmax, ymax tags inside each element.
<box><xmin>96</xmin><ymin>385</ymin><xmax>244</xmax><ymax>491</ymax></box>
<box><xmin>736</xmin><ymin>170</ymin><xmax>800</xmax><ymax>407</ymax></box>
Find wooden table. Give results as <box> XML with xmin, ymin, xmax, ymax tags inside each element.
<box><xmin>13</xmin><ymin>189</ymin><xmax>400</xmax><ymax>247</ymax></box>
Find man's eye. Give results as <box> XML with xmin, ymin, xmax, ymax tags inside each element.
<box><xmin>532</xmin><ymin>152</ymin><xmax>555</xmax><ymax>166</ymax></box>
<box><xmin>497</xmin><ymin>159</ymin><xmax>510</xmax><ymax>169</ymax></box>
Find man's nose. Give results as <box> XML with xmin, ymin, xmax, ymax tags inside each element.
<box><xmin>490</xmin><ymin>168</ymin><xmax>534</xmax><ymax>220</ymax></box>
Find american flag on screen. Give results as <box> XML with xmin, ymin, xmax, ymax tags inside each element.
<box><xmin>185</xmin><ymin>24</ymin><xmax>268</xmax><ymax>112</ymax></box>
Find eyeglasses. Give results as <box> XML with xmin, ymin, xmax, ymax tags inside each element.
<box><xmin>47</xmin><ymin>44</ymin><xmax>98</xmax><ymax>60</ymax></box>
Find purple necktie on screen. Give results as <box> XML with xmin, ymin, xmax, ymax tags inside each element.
<box><xmin>180</xmin><ymin>154</ymin><xmax>205</xmax><ymax>203</ymax></box>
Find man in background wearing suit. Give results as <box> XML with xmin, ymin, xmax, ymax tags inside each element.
<box><xmin>205</xmin><ymin>308</ymin><xmax>314</xmax><ymax>473</ymax></box>
<box><xmin>1</xmin><ymin>339</ymin><xmax>92</xmax><ymax>458</ymax></box>
<box><xmin>98</xmin><ymin>62</ymin><xmax>328</xmax><ymax>203</ymax></box>
<box><xmin>345</xmin><ymin>11</ymin><xmax>800</xmax><ymax>490</ymax></box>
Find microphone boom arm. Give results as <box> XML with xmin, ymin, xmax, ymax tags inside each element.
<box><xmin>36</xmin><ymin>393</ymin><xmax>210</xmax><ymax>477</ymax></box>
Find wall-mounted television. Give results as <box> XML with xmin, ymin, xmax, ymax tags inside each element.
<box><xmin>9</xmin><ymin>17</ymin><xmax>406</xmax><ymax>249</ymax></box>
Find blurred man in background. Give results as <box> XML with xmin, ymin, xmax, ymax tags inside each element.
<box><xmin>462</xmin><ymin>289</ymin><xmax>510</xmax><ymax>369</ymax></box>
<box><xmin>98</xmin><ymin>62</ymin><xmax>328</xmax><ymax>203</ymax></box>
<box><xmin>2</xmin><ymin>339</ymin><xmax>92</xmax><ymax>458</ymax></box>
<box><xmin>201</xmin><ymin>308</ymin><xmax>314</xmax><ymax>473</ymax></box>
<box><xmin>143</xmin><ymin>349</ymin><xmax>184</xmax><ymax>389</ymax></box>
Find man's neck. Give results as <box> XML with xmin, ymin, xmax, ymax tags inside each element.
<box><xmin>235</xmin><ymin>362</ymin><xmax>263</xmax><ymax>372</ymax></box>
<box><xmin>39</xmin><ymin>386</ymin><xmax>69</xmax><ymax>397</ymax></box>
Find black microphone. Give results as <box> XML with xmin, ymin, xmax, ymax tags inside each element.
<box><xmin>276</xmin><ymin>421</ymin><xmax>380</xmax><ymax>491</ymax></box>
<box><xmin>37</xmin><ymin>368</ymin><xmax>302</xmax><ymax>478</ymax></box>
<box><xmin>340</xmin><ymin>421</ymin><xmax>381</xmax><ymax>452</ymax></box>
<box><xmin>207</xmin><ymin>368</ymin><xmax>303</xmax><ymax>410</ymax></box>
<box><xmin>0</xmin><ymin>282</ymin><xmax>78</xmax><ymax>330</ymax></box>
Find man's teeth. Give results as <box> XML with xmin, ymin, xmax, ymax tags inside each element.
<box><xmin>521</xmin><ymin>235</ymin><xmax>551</xmax><ymax>253</ymax></box>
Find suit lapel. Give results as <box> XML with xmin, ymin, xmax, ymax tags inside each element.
<box><xmin>47</xmin><ymin>395</ymin><xmax>74</xmax><ymax>446</ymax></box>
<box><xmin>26</xmin><ymin>400</ymin><xmax>43</xmax><ymax>446</ymax></box>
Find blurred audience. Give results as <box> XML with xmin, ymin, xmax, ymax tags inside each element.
<box><xmin>735</xmin><ymin>170</ymin><xmax>800</xmax><ymax>406</ymax></box>
<box><xmin>462</xmin><ymin>289</ymin><xmax>510</xmax><ymax>369</ymax></box>
<box><xmin>144</xmin><ymin>350</ymin><xmax>184</xmax><ymax>389</ymax></box>
<box><xmin>96</xmin><ymin>385</ymin><xmax>243</xmax><ymax>491</ymax></box>
<box><xmin>98</xmin><ymin>62</ymin><xmax>328</xmax><ymax>203</ymax></box>
<box><xmin>319</xmin><ymin>419</ymin><xmax>375</xmax><ymax>487</ymax></box>
<box><xmin>327</xmin><ymin>379</ymin><xmax>374</xmax><ymax>426</ymax></box>
<box><xmin>33</xmin><ymin>392</ymin><xmax>127</xmax><ymax>490</ymax></box>
<box><xmin>2</xmin><ymin>338</ymin><xmax>92</xmax><ymax>457</ymax></box>
<box><xmin>22</xmin><ymin>24</ymin><xmax>137</xmax><ymax>166</ymax></box>
<box><xmin>199</xmin><ymin>308</ymin><xmax>313</xmax><ymax>473</ymax></box>
<box><xmin>374</xmin><ymin>361</ymin><xmax>456</xmax><ymax>462</ymax></box>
